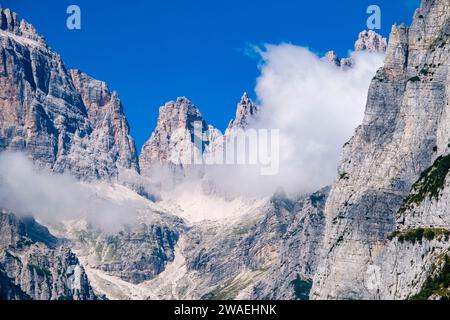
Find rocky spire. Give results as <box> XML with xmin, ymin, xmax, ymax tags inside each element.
<box><xmin>0</xmin><ymin>8</ymin><xmax>139</xmax><ymax>180</ymax></box>
<box><xmin>323</xmin><ymin>30</ymin><xmax>387</xmax><ymax>68</ymax></box>
<box><xmin>227</xmin><ymin>92</ymin><xmax>259</xmax><ymax>132</ymax></box>
<box><xmin>70</xmin><ymin>70</ymin><xmax>140</xmax><ymax>174</ymax></box>
<box><xmin>139</xmin><ymin>97</ymin><xmax>208</xmax><ymax>174</ymax></box>
<box><xmin>0</xmin><ymin>8</ymin><xmax>46</xmax><ymax>45</ymax></box>
<box><xmin>354</xmin><ymin>30</ymin><xmax>388</xmax><ymax>53</ymax></box>
<box><xmin>140</xmin><ymin>93</ymin><xmax>260</xmax><ymax>174</ymax></box>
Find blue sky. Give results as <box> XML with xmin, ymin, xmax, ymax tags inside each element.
<box><xmin>4</xmin><ymin>0</ymin><xmax>419</xmax><ymax>151</ymax></box>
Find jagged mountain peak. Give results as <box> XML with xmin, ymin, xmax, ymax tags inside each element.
<box><xmin>0</xmin><ymin>14</ymin><xmax>139</xmax><ymax>180</ymax></box>
<box><xmin>161</xmin><ymin>96</ymin><xmax>203</xmax><ymax>120</ymax></box>
<box><xmin>323</xmin><ymin>30</ymin><xmax>387</xmax><ymax>68</ymax></box>
<box><xmin>156</xmin><ymin>97</ymin><xmax>205</xmax><ymax>133</ymax></box>
<box><xmin>69</xmin><ymin>69</ymin><xmax>139</xmax><ymax>174</ymax></box>
<box><xmin>354</xmin><ymin>30</ymin><xmax>387</xmax><ymax>53</ymax></box>
<box><xmin>0</xmin><ymin>7</ymin><xmax>46</xmax><ymax>46</ymax></box>
<box><xmin>323</xmin><ymin>50</ymin><xmax>341</xmax><ymax>66</ymax></box>
<box><xmin>139</xmin><ymin>97</ymin><xmax>208</xmax><ymax>171</ymax></box>
<box><xmin>140</xmin><ymin>92</ymin><xmax>260</xmax><ymax>171</ymax></box>
<box><xmin>228</xmin><ymin>92</ymin><xmax>259</xmax><ymax>131</ymax></box>
<box><xmin>70</xmin><ymin>70</ymin><xmax>112</xmax><ymax>111</ymax></box>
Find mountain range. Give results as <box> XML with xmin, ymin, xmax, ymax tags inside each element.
<box><xmin>0</xmin><ymin>0</ymin><xmax>449</xmax><ymax>300</ymax></box>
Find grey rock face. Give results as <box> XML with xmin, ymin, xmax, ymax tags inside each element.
<box><xmin>170</xmin><ymin>188</ymin><xmax>329</xmax><ymax>300</ymax></box>
<box><xmin>0</xmin><ymin>212</ymin><xmax>96</xmax><ymax>300</ymax></box>
<box><xmin>354</xmin><ymin>30</ymin><xmax>388</xmax><ymax>53</ymax></box>
<box><xmin>0</xmin><ymin>8</ymin><xmax>46</xmax><ymax>45</ymax></box>
<box><xmin>248</xmin><ymin>189</ymin><xmax>328</xmax><ymax>300</ymax></box>
<box><xmin>0</xmin><ymin>8</ymin><xmax>184</xmax><ymax>298</ymax></box>
<box><xmin>139</xmin><ymin>97</ymin><xmax>207</xmax><ymax>174</ymax></box>
<box><xmin>0</xmin><ymin>267</ymin><xmax>30</xmax><ymax>300</ymax></box>
<box><xmin>71</xmin><ymin>217</ymin><xmax>185</xmax><ymax>285</ymax></box>
<box><xmin>313</xmin><ymin>0</ymin><xmax>450</xmax><ymax>300</ymax></box>
<box><xmin>0</xmin><ymin>8</ymin><xmax>138</xmax><ymax>180</ymax></box>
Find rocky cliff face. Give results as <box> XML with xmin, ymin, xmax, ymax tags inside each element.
<box><xmin>313</xmin><ymin>0</ymin><xmax>450</xmax><ymax>300</ymax></box>
<box><xmin>139</xmin><ymin>97</ymin><xmax>208</xmax><ymax>174</ymax></box>
<box><xmin>354</xmin><ymin>30</ymin><xmax>388</xmax><ymax>53</ymax></box>
<box><xmin>0</xmin><ymin>8</ymin><xmax>181</xmax><ymax>300</ymax></box>
<box><xmin>67</xmin><ymin>213</ymin><xmax>185</xmax><ymax>285</ymax></box>
<box><xmin>69</xmin><ymin>70</ymin><xmax>139</xmax><ymax>175</ymax></box>
<box><xmin>0</xmin><ymin>8</ymin><xmax>138</xmax><ymax>180</ymax></box>
<box><xmin>136</xmin><ymin>188</ymin><xmax>328</xmax><ymax>300</ymax></box>
<box><xmin>3</xmin><ymin>1</ymin><xmax>449</xmax><ymax>301</ymax></box>
<box><xmin>0</xmin><ymin>211</ymin><xmax>96</xmax><ymax>300</ymax></box>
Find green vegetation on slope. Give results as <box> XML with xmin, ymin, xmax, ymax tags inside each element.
<box><xmin>399</xmin><ymin>154</ymin><xmax>450</xmax><ymax>214</ymax></box>
<box><xmin>291</xmin><ymin>274</ymin><xmax>312</xmax><ymax>300</ymax></box>
<box><xmin>388</xmin><ymin>228</ymin><xmax>450</xmax><ymax>244</ymax></box>
<box><xmin>411</xmin><ymin>255</ymin><xmax>450</xmax><ymax>300</ymax></box>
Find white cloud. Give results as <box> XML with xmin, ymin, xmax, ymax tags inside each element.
<box><xmin>0</xmin><ymin>152</ymin><xmax>142</xmax><ymax>232</ymax></box>
<box><xmin>160</xmin><ymin>44</ymin><xmax>385</xmax><ymax>198</ymax></box>
<box><xmin>250</xmin><ymin>44</ymin><xmax>385</xmax><ymax>194</ymax></box>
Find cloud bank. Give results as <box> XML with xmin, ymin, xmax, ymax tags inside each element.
<box><xmin>162</xmin><ymin>44</ymin><xmax>385</xmax><ymax>198</ymax></box>
<box><xmin>249</xmin><ymin>44</ymin><xmax>384</xmax><ymax>194</ymax></box>
<box><xmin>0</xmin><ymin>152</ymin><xmax>142</xmax><ymax>232</ymax></box>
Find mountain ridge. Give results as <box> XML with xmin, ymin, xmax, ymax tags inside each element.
<box><xmin>1</xmin><ymin>0</ymin><xmax>449</xmax><ymax>301</ymax></box>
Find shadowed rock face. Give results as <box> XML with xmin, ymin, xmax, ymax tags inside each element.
<box><xmin>313</xmin><ymin>0</ymin><xmax>450</xmax><ymax>300</ymax></box>
<box><xmin>0</xmin><ymin>8</ymin><xmax>138</xmax><ymax>181</ymax></box>
<box><xmin>0</xmin><ymin>212</ymin><xmax>96</xmax><ymax>300</ymax></box>
<box><xmin>172</xmin><ymin>188</ymin><xmax>329</xmax><ymax>300</ymax></box>
<box><xmin>72</xmin><ymin>216</ymin><xmax>185</xmax><ymax>285</ymax></box>
<box><xmin>0</xmin><ymin>267</ymin><xmax>30</xmax><ymax>300</ymax></box>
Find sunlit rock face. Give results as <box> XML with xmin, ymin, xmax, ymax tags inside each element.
<box><xmin>323</xmin><ymin>30</ymin><xmax>387</xmax><ymax>68</ymax></box>
<box><xmin>313</xmin><ymin>0</ymin><xmax>450</xmax><ymax>300</ymax></box>
<box><xmin>0</xmin><ymin>7</ymin><xmax>138</xmax><ymax>180</ymax></box>
<box><xmin>139</xmin><ymin>97</ymin><xmax>207</xmax><ymax>174</ymax></box>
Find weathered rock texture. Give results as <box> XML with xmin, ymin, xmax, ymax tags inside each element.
<box><xmin>354</xmin><ymin>30</ymin><xmax>388</xmax><ymax>53</ymax></box>
<box><xmin>226</xmin><ymin>92</ymin><xmax>259</xmax><ymax>133</ymax></box>
<box><xmin>324</xmin><ymin>30</ymin><xmax>387</xmax><ymax>68</ymax></box>
<box><xmin>0</xmin><ymin>8</ymin><xmax>138</xmax><ymax>180</ymax></box>
<box><xmin>139</xmin><ymin>93</ymin><xmax>258</xmax><ymax>173</ymax></box>
<box><xmin>313</xmin><ymin>0</ymin><xmax>450</xmax><ymax>300</ymax></box>
<box><xmin>69</xmin><ymin>214</ymin><xmax>185</xmax><ymax>285</ymax></box>
<box><xmin>0</xmin><ymin>212</ymin><xmax>96</xmax><ymax>300</ymax></box>
<box><xmin>139</xmin><ymin>97</ymin><xmax>208</xmax><ymax>173</ymax></box>
<box><xmin>146</xmin><ymin>188</ymin><xmax>328</xmax><ymax>300</ymax></box>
